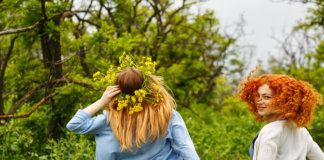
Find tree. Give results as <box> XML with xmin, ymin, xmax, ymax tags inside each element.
<box><xmin>0</xmin><ymin>0</ymin><xmax>247</xmax><ymax>158</ymax></box>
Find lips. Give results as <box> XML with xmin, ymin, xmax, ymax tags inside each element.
<box><xmin>257</xmin><ymin>106</ymin><xmax>266</xmax><ymax>111</ymax></box>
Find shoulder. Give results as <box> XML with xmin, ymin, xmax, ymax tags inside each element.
<box><xmin>171</xmin><ymin>109</ymin><xmax>181</xmax><ymax>118</ymax></box>
<box><xmin>168</xmin><ymin>110</ymin><xmax>186</xmax><ymax>130</ymax></box>
<box><xmin>258</xmin><ymin>120</ymin><xmax>287</xmax><ymax>143</ymax></box>
<box><xmin>261</xmin><ymin>120</ymin><xmax>286</xmax><ymax>132</ymax></box>
<box><xmin>171</xmin><ymin>110</ymin><xmax>183</xmax><ymax>123</ymax></box>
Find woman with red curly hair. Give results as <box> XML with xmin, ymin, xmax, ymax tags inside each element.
<box><xmin>237</xmin><ymin>70</ymin><xmax>324</xmax><ymax>160</ymax></box>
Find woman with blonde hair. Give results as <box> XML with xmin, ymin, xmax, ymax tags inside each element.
<box><xmin>66</xmin><ymin>66</ymin><xmax>199</xmax><ymax>160</ymax></box>
<box><xmin>237</xmin><ymin>69</ymin><xmax>324</xmax><ymax>160</ymax></box>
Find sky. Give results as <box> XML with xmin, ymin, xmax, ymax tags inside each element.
<box><xmin>194</xmin><ymin>0</ymin><xmax>314</xmax><ymax>68</ymax></box>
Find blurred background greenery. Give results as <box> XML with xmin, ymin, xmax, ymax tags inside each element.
<box><xmin>0</xmin><ymin>0</ymin><xmax>323</xmax><ymax>159</ymax></box>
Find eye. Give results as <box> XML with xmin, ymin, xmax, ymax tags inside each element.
<box><xmin>264</xmin><ymin>96</ymin><xmax>271</xmax><ymax>99</ymax></box>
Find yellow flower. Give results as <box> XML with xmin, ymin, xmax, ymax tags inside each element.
<box><xmin>145</xmin><ymin>61</ymin><xmax>152</xmax><ymax>66</ymax></box>
<box><xmin>134</xmin><ymin>90</ymin><xmax>140</xmax><ymax>96</ymax></box>
<box><xmin>153</xmin><ymin>84</ymin><xmax>158</xmax><ymax>90</ymax></box>
<box><xmin>117</xmin><ymin>101</ymin><xmax>124</xmax><ymax>110</ymax></box>
<box><xmin>131</xmin><ymin>96</ymin><xmax>136</xmax><ymax>102</ymax></box>
<box><xmin>139</xmin><ymin>89</ymin><xmax>146</xmax><ymax>94</ymax></box>
<box><xmin>134</xmin><ymin>103</ymin><xmax>143</xmax><ymax>112</ymax></box>
<box><xmin>93</xmin><ymin>53</ymin><xmax>160</xmax><ymax>114</ymax></box>
<box><xmin>139</xmin><ymin>89</ymin><xmax>146</xmax><ymax>97</ymax></box>
<box><xmin>93</xmin><ymin>71</ymin><xmax>101</xmax><ymax>77</ymax></box>
<box><xmin>104</xmin><ymin>75</ymin><xmax>109</xmax><ymax>81</ymax></box>
<box><xmin>138</xmin><ymin>97</ymin><xmax>143</xmax><ymax>102</ymax></box>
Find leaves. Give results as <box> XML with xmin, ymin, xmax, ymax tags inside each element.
<box><xmin>0</xmin><ymin>0</ymin><xmax>323</xmax><ymax>159</ymax></box>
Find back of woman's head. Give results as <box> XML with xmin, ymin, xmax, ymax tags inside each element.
<box><xmin>117</xmin><ymin>67</ymin><xmax>144</xmax><ymax>94</ymax></box>
<box><xmin>106</xmin><ymin>67</ymin><xmax>175</xmax><ymax>151</ymax></box>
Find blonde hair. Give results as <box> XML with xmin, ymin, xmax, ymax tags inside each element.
<box><xmin>106</xmin><ymin>68</ymin><xmax>175</xmax><ymax>151</ymax></box>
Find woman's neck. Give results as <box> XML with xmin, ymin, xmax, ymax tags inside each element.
<box><xmin>265</xmin><ymin>114</ymin><xmax>283</xmax><ymax>123</ymax></box>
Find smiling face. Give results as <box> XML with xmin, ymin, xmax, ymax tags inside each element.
<box><xmin>256</xmin><ymin>84</ymin><xmax>278</xmax><ymax>121</ymax></box>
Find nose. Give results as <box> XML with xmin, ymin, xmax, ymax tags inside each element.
<box><xmin>256</xmin><ymin>97</ymin><xmax>263</xmax><ymax>104</ymax></box>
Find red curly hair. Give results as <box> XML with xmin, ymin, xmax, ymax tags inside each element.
<box><xmin>237</xmin><ymin>69</ymin><xmax>322</xmax><ymax>127</ymax></box>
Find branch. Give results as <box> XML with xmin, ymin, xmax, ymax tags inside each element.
<box><xmin>41</xmin><ymin>0</ymin><xmax>48</xmax><ymax>20</ymax></box>
<box><xmin>69</xmin><ymin>0</ymin><xmax>74</xmax><ymax>11</ymax></box>
<box><xmin>0</xmin><ymin>91</ymin><xmax>58</xmax><ymax>119</ymax></box>
<box><xmin>0</xmin><ymin>11</ymin><xmax>75</xmax><ymax>36</ymax></box>
<box><xmin>0</xmin><ymin>36</ymin><xmax>18</xmax><ymax>82</ymax></box>
<box><xmin>61</xmin><ymin>11</ymin><xmax>75</xmax><ymax>19</ymax></box>
<box><xmin>0</xmin><ymin>21</ymin><xmax>42</xmax><ymax>36</ymax></box>
<box><xmin>149</xmin><ymin>0</ymin><xmax>162</xmax><ymax>30</ymax></box>
<box><xmin>72</xmin><ymin>10</ymin><xmax>97</xmax><ymax>13</ymax></box>
<box><xmin>167</xmin><ymin>0</ymin><xmax>187</xmax><ymax>24</ymax></box>
<box><xmin>82</xmin><ymin>0</ymin><xmax>94</xmax><ymax>21</ymax></box>
<box><xmin>142</xmin><ymin>9</ymin><xmax>157</xmax><ymax>33</ymax></box>
<box><xmin>128</xmin><ymin>0</ymin><xmax>142</xmax><ymax>33</ymax></box>
<box><xmin>100</xmin><ymin>1</ymin><xmax>118</xmax><ymax>29</ymax></box>
<box><xmin>74</xmin><ymin>14</ymin><xmax>100</xmax><ymax>28</ymax></box>
<box><xmin>7</xmin><ymin>78</ymin><xmax>104</xmax><ymax>115</ymax></box>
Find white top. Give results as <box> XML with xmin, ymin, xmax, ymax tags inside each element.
<box><xmin>253</xmin><ymin>120</ymin><xmax>324</xmax><ymax>160</ymax></box>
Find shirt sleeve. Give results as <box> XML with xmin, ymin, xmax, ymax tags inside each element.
<box><xmin>170</xmin><ymin>110</ymin><xmax>200</xmax><ymax>160</ymax></box>
<box><xmin>254</xmin><ymin>122</ymin><xmax>282</xmax><ymax>160</ymax></box>
<box><xmin>66</xmin><ymin>109</ymin><xmax>108</xmax><ymax>134</ymax></box>
<box><xmin>306</xmin><ymin>134</ymin><xmax>324</xmax><ymax>160</ymax></box>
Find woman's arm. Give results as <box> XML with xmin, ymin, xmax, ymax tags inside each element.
<box><xmin>170</xmin><ymin>110</ymin><xmax>200</xmax><ymax>160</ymax></box>
<box><xmin>254</xmin><ymin>140</ymin><xmax>279</xmax><ymax>160</ymax></box>
<box><xmin>306</xmin><ymin>135</ymin><xmax>324</xmax><ymax>160</ymax></box>
<box><xmin>84</xmin><ymin>86</ymin><xmax>121</xmax><ymax>115</ymax></box>
<box><xmin>66</xmin><ymin>86</ymin><xmax>121</xmax><ymax>134</ymax></box>
<box><xmin>253</xmin><ymin>122</ymin><xmax>282</xmax><ymax>160</ymax></box>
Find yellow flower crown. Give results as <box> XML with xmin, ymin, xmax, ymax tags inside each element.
<box><xmin>93</xmin><ymin>52</ymin><xmax>163</xmax><ymax>115</ymax></box>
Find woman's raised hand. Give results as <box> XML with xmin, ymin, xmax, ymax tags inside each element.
<box><xmin>100</xmin><ymin>85</ymin><xmax>121</xmax><ymax>107</ymax></box>
<box><xmin>83</xmin><ymin>86</ymin><xmax>121</xmax><ymax>115</ymax></box>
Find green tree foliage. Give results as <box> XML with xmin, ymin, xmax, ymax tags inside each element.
<box><xmin>268</xmin><ymin>0</ymin><xmax>324</xmax><ymax>149</ymax></box>
<box><xmin>0</xmin><ymin>0</ymin><xmax>323</xmax><ymax>159</ymax></box>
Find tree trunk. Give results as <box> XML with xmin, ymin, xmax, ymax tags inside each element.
<box><xmin>74</xmin><ymin>31</ymin><xmax>91</xmax><ymax>78</ymax></box>
<box><xmin>0</xmin><ymin>89</ymin><xmax>4</xmax><ymax>115</ymax></box>
<box><xmin>0</xmin><ymin>36</ymin><xmax>18</xmax><ymax>116</ymax></box>
<box><xmin>79</xmin><ymin>46</ymin><xmax>91</xmax><ymax>78</ymax></box>
<box><xmin>39</xmin><ymin>17</ymin><xmax>63</xmax><ymax>140</ymax></box>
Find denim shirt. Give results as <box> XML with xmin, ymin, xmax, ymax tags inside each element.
<box><xmin>66</xmin><ymin>109</ymin><xmax>200</xmax><ymax>160</ymax></box>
